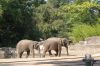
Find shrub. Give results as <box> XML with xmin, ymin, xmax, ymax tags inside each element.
<box><xmin>70</xmin><ymin>24</ymin><xmax>100</xmax><ymax>42</ymax></box>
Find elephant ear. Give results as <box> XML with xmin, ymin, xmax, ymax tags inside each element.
<box><xmin>34</xmin><ymin>44</ymin><xmax>39</xmax><ymax>50</ymax></box>
<box><xmin>60</xmin><ymin>38</ymin><xmax>64</xmax><ymax>46</ymax></box>
<box><xmin>32</xmin><ymin>41</ymin><xmax>37</xmax><ymax>48</ymax></box>
<box><xmin>61</xmin><ymin>38</ymin><xmax>68</xmax><ymax>46</ymax></box>
<box><xmin>34</xmin><ymin>42</ymin><xmax>40</xmax><ymax>50</ymax></box>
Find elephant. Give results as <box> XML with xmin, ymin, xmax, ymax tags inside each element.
<box><xmin>42</xmin><ymin>37</ymin><xmax>70</xmax><ymax>57</ymax></box>
<box><xmin>16</xmin><ymin>39</ymin><xmax>40</xmax><ymax>58</ymax></box>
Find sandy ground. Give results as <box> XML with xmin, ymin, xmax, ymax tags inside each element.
<box><xmin>1</xmin><ymin>44</ymin><xmax>100</xmax><ymax>66</ymax></box>
<box><xmin>0</xmin><ymin>56</ymin><xmax>100</xmax><ymax>66</ymax></box>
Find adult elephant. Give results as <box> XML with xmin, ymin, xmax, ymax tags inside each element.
<box><xmin>42</xmin><ymin>37</ymin><xmax>70</xmax><ymax>57</ymax></box>
<box><xmin>16</xmin><ymin>39</ymin><xmax>40</xmax><ymax>58</ymax></box>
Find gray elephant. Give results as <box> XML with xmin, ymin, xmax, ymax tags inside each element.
<box><xmin>42</xmin><ymin>37</ymin><xmax>70</xmax><ymax>57</ymax></box>
<box><xmin>16</xmin><ymin>39</ymin><xmax>40</xmax><ymax>58</ymax></box>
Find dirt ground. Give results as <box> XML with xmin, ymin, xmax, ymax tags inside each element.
<box><xmin>0</xmin><ymin>44</ymin><xmax>100</xmax><ymax>66</ymax></box>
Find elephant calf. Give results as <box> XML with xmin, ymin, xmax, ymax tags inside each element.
<box><xmin>16</xmin><ymin>39</ymin><xmax>40</xmax><ymax>58</ymax></box>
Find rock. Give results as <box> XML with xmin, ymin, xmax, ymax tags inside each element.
<box><xmin>0</xmin><ymin>47</ymin><xmax>16</xmax><ymax>58</ymax></box>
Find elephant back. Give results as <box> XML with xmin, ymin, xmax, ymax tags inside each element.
<box><xmin>16</xmin><ymin>39</ymin><xmax>38</xmax><ymax>51</ymax></box>
<box><xmin>47</xmin><ymin>37</ymin><xmax>60</xmax><ymax>41</ymax></box>
<box><xmin>47</xmin><ymin>37</ymin><xmax>69</xmax><ymax>46</ymax></box>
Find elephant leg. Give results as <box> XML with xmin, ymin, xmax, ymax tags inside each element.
<box><xmin>58</xmin><ymin>50</ymin><xmax>61</xmax><ymax>57</ymax></box>
<box><xmin>38</xmin><ymin>47</ymin><xmax>41</xmax><ymax>57</ymax></box>
<box><xmin>29</xmin><ymin>45</ymin><xmax>35</xmax><ymax>58</ymax></box>
<box><xmin>65</xmin><ymin>46</ymin><xmax>69</xmax><ymax>55</ymax></box>
<box><xmin>20</xmin><ymin>52</ymin><xmax>23</xmax><ymax>58</ymax></box>
<box><xmin>55</xmin><ymin>50</ymin><xmax>58</xmax><ymax>56</ymax></box>
<box><xmin>30</xmin><ymin>49</ymin><xmax>35</xmax><ymax>58</ymax></box>
<box><xmin>42</xmin><ymin>48</ymin><xmax>48</xmax><ymax>57</ymax></box>
<box><xmin>26</xmin><ymin>50</ymin><xmax>30</xmax><ymax>58</ymax></box>
<box><xmin>17</xmin><ymin>53</ymin><xmax>20</xmax><ymax>58</ymax></box>
<box><xmin>58</xmin><ymin>44</ymin><xmax>62</xmax><ymax>57</ymax></box>
<box><xmin>17</xmin><ymin>52</ymin><xmax>20</xmax><ymax>58</ymax></box>
<box><xmin>17</xmin><ymin>51</ymin><xmax>23</xmax><ymax>58</ymax></box>
<box><xmin>48</xmin><ymin>50</ymin><xmax>52</xmax><ymax>56</ymax></box>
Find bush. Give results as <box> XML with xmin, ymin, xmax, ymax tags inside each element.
<box><xmin>70</xmin><ymin>24</ymin><xmax>100</xmax><ymax>42</ymax></box>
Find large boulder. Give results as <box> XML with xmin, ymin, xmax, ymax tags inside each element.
<box><xmin>0</xmin><ymin>47</ymin><xmax>16</xmax><ymax>58</ymax></box>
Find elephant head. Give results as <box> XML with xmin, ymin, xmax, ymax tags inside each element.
<box><xmin>33</xmin><ymin>41</ymin><xmax>41</xmax><ymax>57</ymax></box>
<box><xmin>60</xmin><ymin>38</ymin><xmax>69</xmax><ymax>46</ymax></box>
<box><xmin>60</xmin><ymin>38</ymin><xmax>70</xmax><ymax>55</ymax></box>
<box><xmin>33</xmin><ymin>41</ymin><xmax>39</xmax><ymax>49</ymax></box>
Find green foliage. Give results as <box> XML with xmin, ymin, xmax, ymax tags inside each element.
<box><xmin>57</xmin><ymin>2</ymin><xmax>100</xmax><ymax>42</ymax></box>
<box><xmin>59</xmin><ymin>2</ymin><xmax>100</xmax><ymax>25</ymax></box>
<box><xmin>0</xmin><ymin>5</ymin><xmax>3</xmax><ymax>20</ymax></box>
<box><xmin>0</xmin><ymin>0</ymin><xmax>100</xmax><ymax>47</ymax></box>
<box><xmin>32</xmin><ymin>0</ymin><xmax>46</xmax><ymax>7</ymax></box>
<box><xmin>47</xmin><ymin>0</ymin><xmax>68</xmax><ymax>8</ymax></box>
<box><xmin>0</xmin><ymin>0</ymin><xmax>39</xmax><ymax>47</ymax></box>
<box><xmin>70</xmin><ymin>24</ymin><xmax>100</xmax><ymax>42</ymax></box>
<box><xmin>0</xmin><ymin>5</ymin><xmax>2</xmax><ymax>15</ymax></box>
<box><xmin>75</xmin><ymin>0</ymin><xmax>91</xmax><ymax>4</ymax></box>
<box><xmin>35</xmin><ymin>4</ymin><xmax>57</xmax><ymax>39</ymax></box>
<box><xmin>35</xmin><ymin>3</ymin><xmax>71</xmax><ymax>39</ymax></box>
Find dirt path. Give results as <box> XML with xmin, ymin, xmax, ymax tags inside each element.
<box><xmin>0</xmin><ymin>56</ymin><xmax>84</xmax><ymax>66</ymax></box>
<box><xmin>1</xmin><ymin>44</ymin><xmax>100</xmax><ymax>66</ymax></box>
<box><xmin>0</xmin><ymin>55</ymin><xmax>100</xmax><ymax>66</ymax></box>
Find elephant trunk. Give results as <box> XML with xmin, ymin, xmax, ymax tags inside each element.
<box><xmin>65</xmin><ymin>45</ymin><xmax>69</xmax><ymax>55</ymax></box>
<box><xmin>38</xmin><ymin>46</ymin><xmax>41</xmax><ymax>57</ymax></box>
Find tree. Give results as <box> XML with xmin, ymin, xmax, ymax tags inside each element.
<box><xmin>33</xmin><ymin>0</ymin><xmax>46</xmax><ymax>7</ymax></box>
<box><xmin>75</xmin><ymin>0</ymin><xmax>91</xmax><ymax>4</ymax></box>
<box><xmin>35</xmin><ymin>2</ymin><xmax>72</xmax><ymax>39</ymax></box>
<box><xmin>47</xmin><ymin>0</ymin><xmax>69</xmax><ymax>8</ymax></box>
<box><xmin>59</xmin><ymin>2</ymin><xmax>100</xmax><ymax>42</ymax></box>
<box><xmin>0</xmin><ymin>0</ymin><xmax>38</xmax><ymax>47</ymax></box>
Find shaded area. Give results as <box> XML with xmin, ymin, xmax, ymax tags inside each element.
<box><xmin>0</xmin><ymin>58</ymin><xmax>100</xmax><ymax>66</ymax></box>
<box><xmin>33</xmin><ymin>58</ymin><xmax>100</xmax><ymax>66</ymax></box>
<box><xmin>34</xmin><ymin>60</ymin><xmax>84</xmax><ymax>66</ymax></box>
<box><xmin>0</xmin><ymin>59</ymin><xmax>84</xmax><ymax>66</ymax></box>
<box><xmin>0</xmin><ymin>55</ymin><xmax>83</xmax><ymax>63</ymax></box>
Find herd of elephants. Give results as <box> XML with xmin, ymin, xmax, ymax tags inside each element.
<box><xmin>15</xmin><ymin>37</ymin><xmax>71</xmax><ymax>58</ymax></box>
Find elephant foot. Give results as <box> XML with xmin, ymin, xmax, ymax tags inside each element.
<box><xmin>49</xmin><ymin>54</ymin><xmax>53</xmax><ymax>56</ymax></box>
<box><xmin>32</xmin><ymin>55</ymin><xmax>35</xmax><ymax>58</ymax></box>
<box><xmin>54</xmin><ymin>54</ymin><xmax>58</xmax><ymax>56</ymax></box>
<box><xmin>39</xmin><ymin>55</ymin><xmax>41</xmax><ymax>58</ymax></box>
<box><xmin>49</xmin><ymin>55</ymin><xmax>54</xmax><ymax>57</ymax></box>
<box><xmin>67</xmin><ymin>53</ymin><xmax>69</xmax><ymax>56</ymax></box>
<box><xmin>42</xmin><ymin>55</ymin><xmax>45</xmax><ymax>58</ymax></box>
